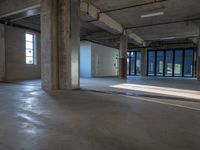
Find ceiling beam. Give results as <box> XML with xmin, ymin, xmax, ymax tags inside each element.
<box><xmin>101</xmin><ymin>0</ymin><xmax>167</xmax><ymax>13</ymax></box>
<box><xmin>81</xmin><ymin>2</ymin><xmax>123</xmax><ymax>34</ymax></box>
<box><xmin>81</xmin><ymin>1</ymin><xmax>145</xmax><ymax>46</ymax></box>
<box><xmin>0</xmin><ymin>0</ymin><xmax>40</xmax><ymax>18</ymax></box>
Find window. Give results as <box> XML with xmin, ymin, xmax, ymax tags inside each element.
<box><xmin>130</xmin><ymin>52</ymin><xmax>136</xmax><ymax>75</ymax></box>
<box><xmin>25</xmin><ymin>33</ymin><xmax>36</xmax><ymax>65</ymax></box>
<box><xmin>147</xmin><ymin>49</ymin><xmax>195</xmax><ymax>78</ymax></box>
<box><xmin>127</xmin><ymin>51</ymin><xmax>141</xmax><ymax>76</ymax></box>
<box><xmin>174</xmin><ymin>50</ymin><xmax>183</xmax><ymax>77</ymax></box>
<box><xmin>184</xmin><ymin>49</ymin><xmax>193</xmax><ymax>77</ymax></box>
<box><xmin>136</xmin><ymin>52</ymin><xmax>141</xmax><ymax>75</ymax></box>
<box><xmin>127</xmin><ymin>52</ymin><xmax>130</xmax><ymax>75</ymax></box>
<box><xmin>148</xmin><ymin>51</ymin><xmax>156</xmax><ymax>76</ymax></box>
<box><xmin>165</xmin><ymin>50</ymin><xmax>173</xmax><ymax>77</ymax></box>
<box><xmin>156</xmin><ymin>51</ymin><xmax>164</xmax><ymax>76</ymax></box>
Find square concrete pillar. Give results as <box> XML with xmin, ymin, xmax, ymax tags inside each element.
<box><xmin>197</xmin><ymin>39</ymin><xmax>200</xmax><ymax>81</ymax></box>
<box><xmin>41</xmin><ymin>0</ymin><xmax>80</xmax><ymax>90</ymax></box>
<box><xmin>119</xmin><ymin>35</ymin><xmax>128</xmax><ymax>79</ymax></box>
<box><xmin>141</xmin><ymin>49</ymin><xmax>147</xmax><ymax>76</ymax></box>
<box><xmin>0</xmin><ymin>24</ymin><xmax>5</xmax><ymax>81</ymax></box>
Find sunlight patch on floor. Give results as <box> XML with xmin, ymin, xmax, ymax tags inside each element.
<box><xmin>111</xmin><ymin>83</ymin><xmax>200</xmax><ymax>100</ymax></box>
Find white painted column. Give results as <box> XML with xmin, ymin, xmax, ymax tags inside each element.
<box><xmin>41</xmin><ymin>0</ymin><xmax>80</xmax><ymax>90</ymax></box>
<box><xmin>0</xmin><ymin>24</ymin><xmax>5</xmax><ymax>81</ymax></box>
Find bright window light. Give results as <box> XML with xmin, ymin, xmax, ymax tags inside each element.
<box><xmin>25</xmin><ymin>33</ymin><xmax>36</xmax><ymax>65</ymax></box>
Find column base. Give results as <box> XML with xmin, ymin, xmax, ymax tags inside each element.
<box><xmin>119</xmin><ymin>58</ymin><xmax>127</xmax><ymax>79</ymax></box>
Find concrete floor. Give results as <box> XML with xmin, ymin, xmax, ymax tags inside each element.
<box><xmin>0</xmin><ymin>79</ymin><xmax>200</xmax><ymax>150</ymax></box>
<box><xmin>81</xmin><ymin>77</ymin><xmax>200</xmax><ymax>110</ymax></box>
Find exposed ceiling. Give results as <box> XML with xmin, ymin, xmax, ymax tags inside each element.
<box><xmin>87</xmin><ymin>0</ymin><xmax>200</xmax><ymax>41</ymax></box>
<box><xmin>1</xmin><ymin>0</ymin><xmax>200</xmax><ymax>48</ymax></box>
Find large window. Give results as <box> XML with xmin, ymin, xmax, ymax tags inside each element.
<box><xmin>156</xmin><ymin>51</ymin><xmax>164</xmax><ymax>76</ymax></box>
<box><xmin>136</xmin><ymin>52</ymin><xmax>141</xmax><ymax>75</ymax></box>
<box><xmin>130</xmin><ymin>52</ymin><xmax>136</xmax><ymax>75</ymax></box>
<box><xmin>25</xmin><ymin>33</ymin><xmax>36</xmax><ymax>65</ymax></box>
<box><xmin>148</xmin><ymin>51</ymin><xmax>156</xmax><ymax>76</ymax></box>
<box><xmin>174</xmin><ymin>50</ymin><xmax>183</xmax><ymax>77</ymax></box>
<box><xmin>127</xmin><ymin>53</ymin><xmax>130</xmax><ymax>75</ymax></box>
<box><xmin>147</xmin><ymin>49</ymin><xmax>195</xmax><ymax>77</ymax></box>
<box><xmin>127</xmin><ymin>51</ymin><xmax>141</xmax><ymax>76</ymax></box>
<box><xmin>165</xmin><ymin>50</ymin><xmax>173</xmax><ymax>77</ymax></box>
<box><xmin>184</xmin><ymin>49</ymin><xmax>193</xmax><ymax>77</ymax></box>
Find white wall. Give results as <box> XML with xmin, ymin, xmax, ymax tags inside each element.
<box><xmin>80</xmin><ymin>41</ymin><xmax>92</xmax><ymax>77</ymax></box>
<box><xmin>91</xmin><ymin>42</ymin><xmax>119</xmax><ymax>77</ymax></box>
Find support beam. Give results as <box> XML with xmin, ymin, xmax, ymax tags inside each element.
<box><xmin>41</xmin><ymin>0</ymin><xmax>80</xmax><ymax>90</ymax></box>
<box><xmin>0</xmin><ymin>0</ymin><xmax>40</xmax><ymax>18</ymax></box>
<box><xmin>119</xmin><ymin>35</ymin><xmax>128</xmax><ymax>79</ymax></box>
<box><xmin>197</xmin><ymin>37</ymin><xmax>200</xmax><ymax>81</ymax></box>
<box><xmin>141</xmin><ymin>49</ymin><xmax>147</xmax><ymax>76</ymax></box>
<box><xmin>81</xmin><ymin>1</ymin><xmax>144</xmax><ymax>45</ymax></box>
<box><xmin>81</xmin><ymin>2</ymin><xmax>123</xmax><ymax>34</ymax></box>
<box><xmin>0</xmin><ymin>24</ymin><xmax>5</xmax><ymax>81</ymax></box>
<box><xmin>129</xmin><ymin>33</ymin><xmax>146</xmax><ymax>46</ymax></box>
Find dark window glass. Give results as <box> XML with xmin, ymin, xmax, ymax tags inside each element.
<box><xmin>127</xmin><ymin>52</ymin><xmax>130</xmax><ymax>75</ymax></box>
<box><xmin>184</xmin><ymin>49</ymin><xmax>193</xmax><ymax>77</ymax></box>
<box><xmin>130</xmin><ymin>52</ymin><xmax>136</xmax><ymax>75</ymax></box>
<box><xmin>136</xmin><ymin>52</ymin><xmax>141</xmax><ymax>75</ymax></box>
<box><xmin>156</xmin><ymin>51</ymin><xmax>164</xmax><ymax>76</ymax></box>
<box><xmin>148</xmin><ymin>51</ymin><xmax>155</xmax><ymax>75</ymax></box>
<box><xmin>165</xmin><ymin>50</ymin><xmax>173</xmax><ymax>76</ymax></box>
<box><xmin>174</xmin><ymin>50</ymin><xmax>183</xmax><ymax>77</ymax></box>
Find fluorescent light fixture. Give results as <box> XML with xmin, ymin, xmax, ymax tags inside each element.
<box><xmin>141</xmin><ymin>11</ymin><xmax>164</xmax><ymax>18</ymax></box>
<box><xmin>160</xmin><ymin>36</ymin><xmax>175</xmax><ymax>40</ymax></box>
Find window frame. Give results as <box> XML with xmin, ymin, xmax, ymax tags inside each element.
<box><xmin>25</xmin><ymin>32</ymin><xmax>36</xmax><ymax>65</ymax></box>
<box><xmin>147</xmin><ymin>48</ymin><xmax>196</xmax><ymax>78</ymax></box>
<box><xmin>127</xmin><ymin>51</ymin><xmax>142</xmax><ymax>76</ymax></box>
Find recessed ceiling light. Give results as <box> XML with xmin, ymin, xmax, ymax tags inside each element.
<box><xmin>141</xmin><ymin>12</ymin><xmax>164</xmax><ymax>18</ymax></box>
<box><xmin>160</xmin><ymin>36</ymin><xmax>175</xmax><ymax>40</ymax></box>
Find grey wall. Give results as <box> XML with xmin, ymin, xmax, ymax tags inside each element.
<box><xmin>5</xmin><ymin>26</ymin><xmax>41</xmax><ymax>81</ymax></box>
<box><xmin>0</xmin><ymin>24</ymin><xmax>5</xmax><ymax>81</ymax></box>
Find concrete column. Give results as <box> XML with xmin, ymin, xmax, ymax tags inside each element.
<box><xmin>41</xmin><ymin>0</ymin><xmax>80</xmax><ymax>90</ymax></box>
<box><xmin>197</xmin><ymin>38</ymin><xmax>200</xmax><ymax>81</ymax></box>
<box><xmin>141</xmin><ymin>49</ymin><xmax>147</xmax><ymax>76</ymax></box>
<box><xmin>119</xmin><ymin>35</ymin><xmax>128</xmax><ymax>79</ymax></box>
<box><xmin>0</xmin><ymin>24</ymin><xmax>5</xmax><ymax>81</ymax></box>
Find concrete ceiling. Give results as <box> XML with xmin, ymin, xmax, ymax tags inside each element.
<box><xmin>90</xmin><ymin>0</ymin><xmax>200</xmax><ymax>27</ymax></box>
<box><xmin>1</xmin><ymin>0</ymin><xmax>200</xmax><ymax>48</ymax></box>
<box><xmin>87</xmin><ymin>0</ymin><xmax>200</xmax><ymax>41</ymax></box>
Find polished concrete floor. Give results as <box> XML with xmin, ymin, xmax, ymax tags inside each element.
<box><xmin>81</xmin><ymin>77</ymin><xmax>200</xmax><ymax>110</ymax></box>
<box><xmin>0</xmin><ymin>78</ymin><xmax>200</xmax><ymax>150</ymax></box>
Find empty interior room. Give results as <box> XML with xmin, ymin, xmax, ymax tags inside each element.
<box><xmin>0</xmin><ymin>0</ymin><xmax>200</xmax><ymax>150</ymax></box>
